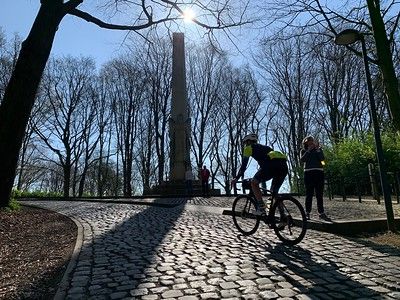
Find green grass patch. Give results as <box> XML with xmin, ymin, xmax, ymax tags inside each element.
<box><xmin>12</xmin><ymin>189</ymin><xmax>62</xmax><ymax>198</ymax></box>
<box><xmin>1</xmin><ymin>198</ymin><xmax>21</xmax><ymax>212</ymax></box>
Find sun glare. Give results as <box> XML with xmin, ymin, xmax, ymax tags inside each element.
<box><xmin>182</xmin><ymin>8</ymin><xmax>195</xmax><ymax>23</ymax></box>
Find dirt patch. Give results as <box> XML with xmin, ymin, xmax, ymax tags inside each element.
<box><xmin>362</xmin><ymin>231</ymin><xmax>400</xmax><ymax>249</ymax></box>
<box><xmin>0</xmin><ymin>205</ymin><xmax>77</xmax><ymax>299</ymax></box>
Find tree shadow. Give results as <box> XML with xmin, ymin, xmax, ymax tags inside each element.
<box><xmin>256</xmin><ymin>236</ymin><xmax>394</xmax><ymax>298</ymax></box>
<box><xmin>18</xmin><ymin>201</ymin><xmax>400</xmax><ymax>299</ymax></box>
<box><xmin>20</xmin><ymin>201</ymin><xmax>187</xmax><ymax>299</ymax></box>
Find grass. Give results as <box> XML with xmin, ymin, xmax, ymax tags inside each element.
<box><xmin>1</xmin><ymin>198</ymin><xmax>21</xmax><ymax>212</ymax></box>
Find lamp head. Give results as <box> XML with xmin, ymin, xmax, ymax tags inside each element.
<box><xmin>334</xmin><ymin>29</ymin><xmax>361</xmax><ymax>45</ymax></box>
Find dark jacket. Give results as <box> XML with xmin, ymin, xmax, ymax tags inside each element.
<box><xmin>300</xmin><ymin>147</ymin><xmax>325</xmax><ymax>171</ymax></box>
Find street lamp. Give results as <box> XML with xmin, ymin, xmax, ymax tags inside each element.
<box><xmin>335</xmin><ymin>29</ymin><xmax>396</xmax><ymax>232</ymax></box>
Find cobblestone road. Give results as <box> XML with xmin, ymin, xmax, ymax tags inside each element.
<box><xmin>26</xmin><ymin>200</ymin><xmax>400</xmax><ymax>300</ymax></box>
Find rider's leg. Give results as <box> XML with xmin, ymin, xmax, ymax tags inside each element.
<box><xmin>251</xmin><ymin>178</ymin><xmax>263</xmax><ymax>203</ymax></box>
<box><xmin>270</xmin><ymin>162</ymin><xmax>288</xmax><ymax>217</ymax></box>
<box><xmin>251</xmin><ymin>178</ymin><xmax>266</xmax><ymax>215</ymax></box>
<box><xmin>252</xmin><ymin>169</ymin><xmax>268</xmax><ymax>206</ymax></box>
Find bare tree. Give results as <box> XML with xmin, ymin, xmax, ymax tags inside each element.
<box><xmin>212</xmin><ymin>66</ymin><xmax>263</xmax><ymax>194</ymax></box>
<box><xmin>93</xmin><ymin>69</ymin><xmax>115</xmax><ymax>197</ymax></box>
<box><xmin>136</xmin><ymin>37</ymin><xmax>172</xmax><ymax>185</ymax></box>
<box><xmin>312</xmin><ymin>37</ymin><xmax>371</xmax><ymax>141</ymax></box>
<box><xmin>0</xmin><ymin>0</ymin><xmax>251</xmax><ymax>206</ymax></box>
<box><xmin>76</xmin><ymin>85</ymin><xmax>101</xmax><ymax>197</ymax></box>
<box><xmin>107</xmin><ymin>57</ymin><xmax>147</xmax><ymax>196</ymax></box>
<box><xmin>263</xmin><ymin>0</ymin><xmax>400</xmax><ymax>130</ymax></box>
<box><xmin>34</xmin><ymin>56</ymin><xmax>97</xmax><ymax>197</ymax></box>
<box><xmin>135</xmin><ymin>101</ymin><xmax>156</xmax><ymax>193</ymax></box>
<box><xmin>255</xmin><ymin>35</ymin><xmax>315</xmax><ymax>176</ymax></box>
<box><xmin>187</xmin><ymin>44</ymin><xmax>229</xmax><ymax>171</ymax></box>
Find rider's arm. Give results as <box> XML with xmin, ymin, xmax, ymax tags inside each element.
<box><xmin>235</xmin><ymin>145</ymin><xmax>252</xmax><ymax>179</ymax></box>
<box><xmin>235</xmin><ymin>156</ymin><xmax>249</xmax><ymax>180</ymax></box>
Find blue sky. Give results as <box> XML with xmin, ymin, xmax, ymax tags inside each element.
<box><xmin>1</xmin><ymin>1</ymin><xmax>133</xmax><ymax>66</ymax></box>
<box><xmin>0</xmin><ymin>1</ymin><xmax>260</xmax><ymax>67</ymax></box>
<box><xmin>0</xmin><ymin>1</ymin><xmax>291</xmax><ymax>192</ymax></box>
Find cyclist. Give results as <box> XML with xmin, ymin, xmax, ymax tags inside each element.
<box><xmin>231</xmin><ymin>133</ymin><xmax>288</xmax><ymax>216</ymax></box>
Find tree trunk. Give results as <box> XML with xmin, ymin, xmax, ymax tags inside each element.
<box><xmin>78</xmin><ymin>165</ymin><xmax>89</xmax><ymax>197</ymax></box>
<box><xmin>0</xmin><ymin>1</ymin><xmax>64</xmax><ymax>207</ymax></box>
<box><xmin>367</xmin><ymin>0</ymin><xmax>400</xmax><ymax>131</ymax></box>
<box><xmin>63</xmin><ymin>165</ymin><xmax>71</xmax><ymax>198</ymax></box>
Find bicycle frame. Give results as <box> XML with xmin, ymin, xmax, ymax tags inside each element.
<box><xmin>231</xmin><ymin>179</ymin><xmax>307</xmax><ymax>245</ymax></box>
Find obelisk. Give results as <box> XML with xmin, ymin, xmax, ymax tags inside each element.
<box><xmin>169</xmin><ymin>32</ymin><xmax>191</xmax><ymax>181</ymax></box>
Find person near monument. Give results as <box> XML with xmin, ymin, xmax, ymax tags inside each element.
<box><xmin>185</xmin><ymin>168</ymin><xmax>194</xmax><ymax>195</ymax></box>
<box><xmin>200</xmin><ymin>165</ymin><xmax>211</xmax><ymax>197</ymax></box>
<box><xmin>300</xmin><ymin>135</ymin><xmax>330</xmax><ymax>221</ymax></box>
<box><xmin>231</xmin><ymin>133</ymin><xmax>288</xmax><ymax>217</ymax></box>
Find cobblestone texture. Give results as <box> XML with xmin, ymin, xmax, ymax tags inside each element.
<box><xmin>25</xmin><ymin>198</ymin><xmax>400</xmax><ymax>299</ymax></box>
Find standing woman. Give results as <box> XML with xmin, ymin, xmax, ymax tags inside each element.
<box><xmin>300</xmin><ymin>136</ymin><xmax>330</xmax><ymax>220</ymax></box>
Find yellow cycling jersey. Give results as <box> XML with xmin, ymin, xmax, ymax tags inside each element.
<box><xmin>268</xmin><ymin>151</ymin><xmax>287</xmax><ymax>160</ymax></box>
<box><xmin>243</xmin><ymin>145</ymin><xmax>286</xmax><ymax>160</ymax></box>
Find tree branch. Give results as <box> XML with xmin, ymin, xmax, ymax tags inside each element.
<box><xmin>69</xmin><ymin>8</ymin><xmax>178</xmax><ymax>30</ymax></box>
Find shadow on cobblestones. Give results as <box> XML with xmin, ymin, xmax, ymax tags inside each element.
<box><xmin>58</xmin><ymin>203</ymin><xmax>186</xmax><ymax>298</ymax></box>
<box><xmin>260</xmin><ymin>243</ymin><xmax>383</xmax><ymax>298</ymax></box>
<box><xmin>26</xmin><ymin>201</ymin><xmax>400</xmax><ymax>299</ymax></box>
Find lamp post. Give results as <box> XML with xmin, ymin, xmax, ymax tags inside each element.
<box><xmin>335</xmin><ymin>29</ymin><xmax>396</xmax><ymax>232</ymax></box>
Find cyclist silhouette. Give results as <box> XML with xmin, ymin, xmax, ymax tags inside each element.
<box><xmin>231</xmin><ymin>133</ymin><xmax>288</xmax><ymax>215</ymax></box>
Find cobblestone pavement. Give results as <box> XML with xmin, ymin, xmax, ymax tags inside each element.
<box><xmin>106</xmin><ymin>196</ymin><xmax>400</xmax><ymax>220</ymax></box>
<box><xmin>25</xmin><ymin>200</ymin><xmax>400</xmax><ymax>300</ymax></box>
<box><xmin>82</xmin><ymin>195</ymin><xmax>400</xmax><ymax>220</ymax></box>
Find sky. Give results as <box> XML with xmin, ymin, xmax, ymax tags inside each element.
<box><xmin>0</xmin><ymin>0</ymin><xmax>282</xmax><ymax>192</ymax></box>
<box><xmin>0</xmin><ymin>1</ymin><xmax>261</xmax><ymax>68</ymax></box>
<box><xmin>1</xmin><ymin>1</ymin><xmax>134</xmax><ymax>66</ymax></box>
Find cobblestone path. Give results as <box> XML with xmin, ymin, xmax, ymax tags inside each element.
<box><xmin>26</xmin><ymin>201</ymin><xmax>400</xmax><ymax>300</ymax></box>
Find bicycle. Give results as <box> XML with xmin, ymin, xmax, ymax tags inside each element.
<box><xmin>232</xmin><ymin>179</ymin><xmax>307</xmax><ymax>245</ymax></box>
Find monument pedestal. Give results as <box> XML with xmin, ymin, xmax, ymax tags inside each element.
<box><xmin>145</xmin><ymin>180</ymin><xmax>220</xmax><ymax>196</ymax></box>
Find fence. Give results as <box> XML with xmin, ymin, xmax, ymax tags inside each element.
<box><xmin>294</xmin><ymin>166</ymin><xmax>400</xmax><ymax>204</ymax></box>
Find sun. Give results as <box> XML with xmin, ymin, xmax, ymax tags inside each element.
<box><xmin>182</xmin><ymin>8</ymin><xmax>195</xmax><ymax>23</ymax></box>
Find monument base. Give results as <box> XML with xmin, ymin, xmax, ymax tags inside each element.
<box><xmin>144</xmin><ymin>180</ymin><xmax>220</xmax><ymax>196</ymax></box>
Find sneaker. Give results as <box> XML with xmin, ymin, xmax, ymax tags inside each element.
<box><xmin>319</xmin><ymin>213</ymin><xmax>331</xmax><ymax>221</ymax></box>
<box><xmin>306</xmin><ymin>213</ymin><xmax>310</xmax><ymax>220</ymax></box>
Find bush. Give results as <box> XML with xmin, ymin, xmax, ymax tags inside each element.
<box><xmin>0</xmin><ymin>197</ymin><xmax>21</xmax><ymax>212</ymax></box>
<box><xmin>323</xmin><ymin>131</ymin><xmax>400</xmax><ymax>195</ymax></box>
<box><xmin>7</xmin><ymin>198</ymin><xmax>21</xmax><ymax>211</ymax></box>
<box><xmin>12</xmin><ymin>189</ymin><xmax>63</xmax><ymax>198</ymax></box>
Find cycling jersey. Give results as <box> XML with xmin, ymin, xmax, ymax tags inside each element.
<box><xmin>235</xmin><ymin>143</ymin><xmax>287</xmax><ymax>180</ymax></box>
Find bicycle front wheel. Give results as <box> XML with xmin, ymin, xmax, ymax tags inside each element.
<box><xmin>270</xmin><ymin>196</ymin><xmax>307</xmax><ymax>245</ymax></box>
<box><xmin>232</xmin><ymin>195</ymin><xmax>260</xmax><ymax>236</ymax></box>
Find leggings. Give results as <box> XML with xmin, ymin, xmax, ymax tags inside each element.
<box><xmin>304</xmin><ymin>170</ymin><xmax>324</xmax><ymax>214</ymax></box>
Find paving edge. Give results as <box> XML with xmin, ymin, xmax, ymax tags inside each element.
<box><xmin>19</xmin><ymin>198</ymin><xmax>180</xmax><ymax>208</ymax></box>
<box><xmin>21</xmin><ymin>204</ymin><xmax>84</xmax><ymax>300</ymax></box>
<box><xmin>222</xmin><ymin>209</ymin><xmax>400</xmax><ymax>236</ymax></box>
<box><xmin>53</xmin><ymin>214</ymin><xmax>83</xmax><ymax>300</ymax></box>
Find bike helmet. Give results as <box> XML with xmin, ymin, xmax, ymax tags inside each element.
<box><xmin>243</xmin><ymin>133</ymin><xmax>258</xmax><ymax>143</ymax></box>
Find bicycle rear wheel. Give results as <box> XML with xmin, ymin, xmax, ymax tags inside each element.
<box><xmin>270</xmin><ymin>196</ymin><xmax>307</xmax><ymax>245</ymax></box>
<box><xmin>232</xmin><ymin>195</ymin><xmax>260</xmax><ymax>236</ymax></box>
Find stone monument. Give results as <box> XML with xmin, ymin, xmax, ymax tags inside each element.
<box><xmin>169</xmin><ymin>32</ymin><xmax>191</xmax><ymax>181</ymax></box>
<box><xmin>146</xmin><ymin>32</ymin><xmax>191</xmax><ymax>195</ymax></box>
<box><xmin>146</xmin><ymin>32</ymin><xmax>220</xmax><ymax>196</ymax></box>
